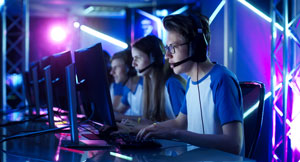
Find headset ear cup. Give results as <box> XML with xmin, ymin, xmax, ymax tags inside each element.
<box><xmin>189</xmin><ymin>33</ymin><xmax>207</xmax><ymax>62</ymax></box>
<box><xmin>147</xmin><ymin>36</ymin><xmax>164</xmax><ymax>66</ymax></box>
<box><xmin>188</xmin><ymin>14</ymin><xmax>208</xmax><ymax>63</ymax></box>
<box><xmin>126</xmin><ymin>66</ymin><xmax>129</xmax><ymax>74</ymax></box>
<box><xmin>149</xmin><ymin>52</ymin><xmax>155</xmax><ymax>64</ymax></box>
<box><xmin>127</xmin><ymin>67</ymin><xmax>136</xmax><ymax>77</ymax></box>
<box><xmin>149</xmin><ymin>51</ymin><xmax>163</xmax><ymax>66</ymax></box>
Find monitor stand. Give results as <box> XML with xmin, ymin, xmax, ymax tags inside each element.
<box><xmin>44</xmin><ymin>65</ymin><xmax>55</xmax><ymax>128</ymax></box>
<box><xmin>65</xmin><ymin>63</ymin><xmax>79</xmax><ymax>144</ymax></box>
<box><xmin>31</xmin><ymin>66</ymin><xmax>40</xmax><ymax>116</ymax></box>
<box><xmin>61</xmin><ymin>63</ymin><xmax>112</xmax><ymax>149</ymax></box>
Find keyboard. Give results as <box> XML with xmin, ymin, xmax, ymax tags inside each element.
<box><xmin>116</xmin><ymin>133</ymin><xmax>162</xmax><ymax>149</ymax></box>
<box><xmin>82</xmin><ymin>123</ymin><xmax>162</xmax><ymax>149</ymax></box>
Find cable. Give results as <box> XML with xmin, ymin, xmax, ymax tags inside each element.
<box><xmin>0</xmin><ymin>110</ymin><xmax>69</xmax><ymax>137</ymax></box>
<box><xmin>0</xmin><ymin>106</ymin><xmax>95</xmax><ymax>144</ymax></box>
<box><xmin>0</xmin><ymin>114</ymin><xmax>47</xmax><ymax>127</ymax></box>
<box><xmin>0</xmin><ymin>98</ymin><xmax>96</xmax><ymax>162</ymax></box>
<box><xmin>0</xmin><ymin>125</ymin><xmax>69</xmax><ymax>144</ymax></box>
<box><xmin>0</xmin><ymin>80</ymin><xmax>99</xmax><ymax>160</ymax></box>
<box><xmin>0</xmin><ymin>130</ymin><xmax>42</xmax><ymax>138</ymax></box>
<box><xmin>196</xmin><ymin>63</ymin><xmax>205</xmax><ymax>134</ymax></box>
<box><xmin>0</xmin><ymin>126</ymin><xmax>65</xmax><ymax>162</ymax></box>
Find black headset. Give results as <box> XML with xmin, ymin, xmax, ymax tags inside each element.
<box><xmin>148</xmin><ymin>35</ymin><xmax>164</xmax><ymax>66</ymax></box>
<box><xmin>124</xmin><ymin>49</ymin><xmax>137</xmax><ymax>77</ymax></box>
<box><xmin>188</xmin><ymin>14</ymin><xmax>209</xmax><ymax>63</ymax></box>
<box><xmin>137</xmin><ymin>35</ymin><xmax>165</xmax><ymax>73</ymax></box>
<box><xmin>187</xmin><ymin>15</ymin><xmax>210</xmax><ymax>134</ymax></box>
<box><xmin>125</xmin><ymin>66</ymin><xmax>135</xmax><ymax>77</ymax></box>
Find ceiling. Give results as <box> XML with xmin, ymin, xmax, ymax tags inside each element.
<box><xmin>28</xmin><ymin>0</ymin><xmax>197</xmax><ymax>17</ymax></box>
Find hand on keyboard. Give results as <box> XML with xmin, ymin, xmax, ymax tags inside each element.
<box><xmin>117</xmin><ymin>133</ymin><xmax>162</xmax><ymax>149</ymax></box>
<box><xmin>109</xmin><ymin>122</ymin><xmax>137</xmax><ymax>135</ymax></box>
<box><xmin>97</xmin><ymin>125</ymin><xmax>118</xmax><ymax>139</ymax></box>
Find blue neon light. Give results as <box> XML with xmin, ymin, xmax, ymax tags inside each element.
<box><xmin>209</xmin><ymin>0</ymin><xmax>226</xmax><ymax>24</ymax></box>
<box><xmin>0</xmin><ymin>0</ymin><xmax>4</xmax><ymax>8</ymax></box>
<box><xmin>238</xmin><ymin>0</ymin><xmax>300</xmax><ymax>119</ymax></box>
<box><xmin>171</xmin><ymin>5</ymin><xmax>189</xmax><ymax>15</ymax></box>
<box><xmin>74</xmin><ymin>22</ymin><xmax>128</xmax><ymax>49</ymax></box>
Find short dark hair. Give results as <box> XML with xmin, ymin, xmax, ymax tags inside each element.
<box><xmin>163</xmin><ymin>14</ymin><xmax>210</xmax><ymax>47</ymax></box>
<box><xmin>111</xmin><ymin>49</ymin><xmax>136</xmax><ymax>76</ymax></box>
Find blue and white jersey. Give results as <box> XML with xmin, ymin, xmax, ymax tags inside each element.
<box><xmin>121</xmin><ymin>76</ymin><xmax>185</xmax><ymax>118</ymax></box>
<box><xmin>180</xmin><ymin>64</ymin><xmax>243</xmax><ymax>135</ymax></box>
<box><xmin>164</xmin><ymin>76</ymin><xmax>186</xmax><ymax>119</ymax></box>
<box><xmin>110</xmin><ymin>82</ymin><xmax>125</xmax><ymax>98</ymax></box>
<box><xmin>121</xmin><ymin>77</ymin><xmax>144</xmax><ymax>116</ymax></box>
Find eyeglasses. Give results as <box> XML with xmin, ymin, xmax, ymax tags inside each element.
<box><xmin>164</xmin><ymin>42</ymin><xmax>189</xmax><ymax>55</ymax></box>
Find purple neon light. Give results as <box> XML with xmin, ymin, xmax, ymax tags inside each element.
<box><xmin>50</xmin><ymin>26</ymin><xmax>67</xmax><ymax>43</ymax></box>
<box><xmin>272</xmin><ymin>72</ymin><xmax>300</xmax><ymax>159</ymax></box>
<box><xmin>238</xmin><ymin>0</ymin><xmax>300</xmax><ymax>160</ymax></box>
<box><xmin>274</xmin><ymin>140</ymin><xmax>283</xmax><ymax>153</ymax></box>
<box><xmin>272</xmin><ymin>110</ymin><xmax>276</xmax><ymax>148</ymax></box>
<box><xmin>55</xmin><ymin>135</ymin><xmax>63</xmax><ymax>161</ymax></box>
<box><xmin>290</xmin><ymin>71</ymin><xmax>300</xmax><ymax>152</ymax></box>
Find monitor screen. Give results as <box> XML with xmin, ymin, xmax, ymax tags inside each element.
<box><xmin>39</xmin><ymin>55</ymin><xmax>53</xmax><ymax>107</ymax></box>
<box><xmin>27</xmin><ymin>61</ymin><xmax>39</xmax><ymax>106</ymax></box>
<box><xmin>50</xmin><ymin>51</ymin><xmax>72</xmax><ymax>110</ymax></box>
<box><xmin>74</xmin><ymin>43</ymin><xmax>115</xmax><ymax>127</ymax></box>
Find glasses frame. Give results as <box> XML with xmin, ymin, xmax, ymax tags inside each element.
<box><xmin>164</xmin><ymin>42</ymin><xmax>189</xmax><ymax>55</ymax></box>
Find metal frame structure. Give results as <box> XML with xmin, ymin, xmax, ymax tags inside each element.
<box><xmin>1</xmin><ymin>0</ymin><xmax>29</xmax><ymax>110</ymax></box>
<box><xmin>271</xmin><ymin>0</ymin><xmax>300</xmax><ymax>161</ymax></box>
<box><xmin>224</xmin><ymin>0</ymin><xmax>237</xmax><ymax>73</ymax></box>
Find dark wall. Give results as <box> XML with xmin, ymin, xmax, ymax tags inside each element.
<box><xmin>209</xmin><ymin>6</ymin><xmax>224</xmax><ymax>65</ymax></box>
<box><xmin>203</xmin><ymin>1</ymin><xmax>273</xmax><ymax>161</ymax></box>
<box><xmin>236</xmin><ymin>3</ymin><xmax>271</xmax><ymax>91</ymax></box>
<box><xmin>236</xmin><ymin>2</ymin><xmax>273</xmax><ymax>161</ymax></box>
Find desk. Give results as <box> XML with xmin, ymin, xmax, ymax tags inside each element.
<box><xmin>0</xmin><ymin>115</ymin><xmax>254</xmax><ymax>162</ymax></box>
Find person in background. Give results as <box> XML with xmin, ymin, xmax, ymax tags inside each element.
<box><xmin>103</xmin><ymin>50</ymin><xmax>113</xmax><ymax>86</ymax></box>
<box><xmin>102</xmin><ymin>50</ymin><xmax>121</xmax><ymax>109</ymax></box>
<box><xmin>110</xmin><ymin>50</ymin><xmax>143</xmax><ymax>117</ymax></box>
<box><xmin>115</xmin><ymin>35</ymin><xmax>186</xmax><ymax>133</ymax></box>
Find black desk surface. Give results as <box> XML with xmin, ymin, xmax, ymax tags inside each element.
<box><xmin>0</xmin><ymin>113</ymin><xmax>255</xmax><ymax>162</ymax></box>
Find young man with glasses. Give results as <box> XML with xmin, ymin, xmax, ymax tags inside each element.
<box><xmin>136</xmin><ymin>14</ymin><xmax>244</xmax><ymax>156</ymax></box>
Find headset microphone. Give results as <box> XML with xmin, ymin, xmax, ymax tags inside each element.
<box><xmin>172</xmin><ymin>41</ymin><xmax>195</xmax><ymax>67</ymax></box>
<box><xmin>138</xmin><ymin>63</ymin><xmax>154</xmax><ymax>73</ymax></box>
<box><xmin>172</xmin><ymin>57</ymin><xmax>191</xmax><ymax>67</ymax></box>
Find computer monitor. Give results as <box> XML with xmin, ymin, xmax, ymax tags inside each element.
<box><xmin>30</xmin><ymin>61</ymin><xmax>42</xmax><ymax>115</ymax></box>
<box><xmin>40</xmin><ymin>55</ymin><xmax>52</xmax><ymax>70</ymax></box>
<box><xmin>23</xmin><ymin>61</ymin><xmax>39</xmax><ymax>111</ymax></box>
<box><xmin>39</xmin><ymin>56</ymin><xmax>53</xmax><ymax>108</ymax></box>
<box><xmin>74</xmin><ymin>43</ymin><xmax>115</xmax><ymax>127</ymax></box>
<box><xmin>50</xmin><ymin>51</ymin><xmax>72</xmax><ymax>111</ymax></box>
<box><xmin>22</xmin><ymin>71</ymin><xmax>34</xmax><ymax>115</ymax></box>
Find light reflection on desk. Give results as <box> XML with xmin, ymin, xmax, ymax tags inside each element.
<box><xmin>0</xmin><ymin>116</ymin><xmax>254</xmax><ymax>162</ymax></box>
<box><xmin>59</xmin><ymin>140</ymin><xmax>250</xmax><ymax>162</ymax></box>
